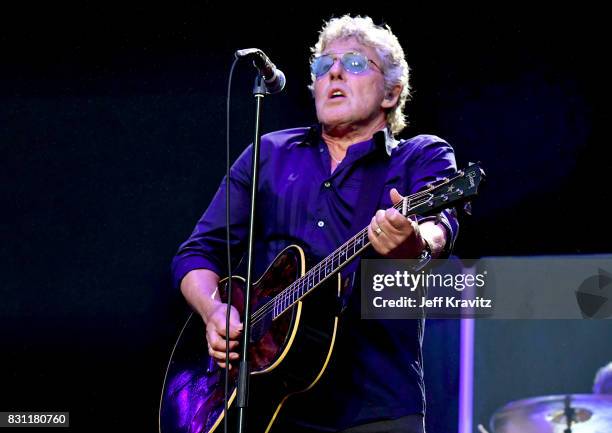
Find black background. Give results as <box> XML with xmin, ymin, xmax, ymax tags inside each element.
<box><xmin>1</xmin><ymin>2</ymin><xmax>608</xmax><ymax>432</ymax></box>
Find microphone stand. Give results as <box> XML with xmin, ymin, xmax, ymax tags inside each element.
<box><xmin>236</xmin><ymin>73</ymin><xmax>267</xmax><ymax>433</ymax></box>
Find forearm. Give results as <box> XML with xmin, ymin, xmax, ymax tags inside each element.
<box><xmin>180</xmin><ymin>269</ymin><xmax>222</xmax><ymax>323</ymax></box>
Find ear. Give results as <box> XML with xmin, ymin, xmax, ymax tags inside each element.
<box><xmin>381</xmin><ymin>84</ymin><xmax>402</xmax><ymax>109</ymax></box>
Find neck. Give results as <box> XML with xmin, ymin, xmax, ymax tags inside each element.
<box><xmin>321</xmin><ymin>118</ymin><xmax>387</xmax><ymax>151</ymax></box>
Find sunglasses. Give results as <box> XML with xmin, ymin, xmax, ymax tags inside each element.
<box><xmin>310</xmin><ymin>51</ymin><xmax>382</xmax><ymax>78</ymax></box>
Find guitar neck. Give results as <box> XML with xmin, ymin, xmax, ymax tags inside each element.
<box><xmin>263</xmin><ymin>163</ymin><xmax>484</xmax><ymax>321</ymax></box>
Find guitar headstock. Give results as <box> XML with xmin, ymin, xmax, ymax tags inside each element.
<box><xmin>400</xmin><ymin>162</ymin><xmax>485</xmax><ymax>217</ymax></box>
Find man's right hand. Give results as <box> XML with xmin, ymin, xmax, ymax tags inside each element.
<box><xmin>179</xmin><ymin>269</ymin><xmax>244</xmax><ymax>370</ymax></box>
<box><xmin>204</xmin><ymin>301</ymin><xmax>243</xmax><ymax>369</ymax></box>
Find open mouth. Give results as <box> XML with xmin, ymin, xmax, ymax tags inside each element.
<box><xmin>328</xmin><ymin>89</ymin><xmax>346</xmax><ymax>99</ymax></box>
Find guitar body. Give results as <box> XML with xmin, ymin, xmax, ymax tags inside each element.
<box><xmin>159</xmin><ymin>245</ymin><xmax>342</xmax><ymax>433</ymax></box>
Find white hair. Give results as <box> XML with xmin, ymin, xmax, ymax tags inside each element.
<box><xmin>309</xmin><ymin>15</ymin><xmax>411</xmax><ymax>135</ymax></box>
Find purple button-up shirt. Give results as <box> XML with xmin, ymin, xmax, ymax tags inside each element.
<box><xmin>172</xmin><ymin>126</ymin><xmax>457</xmax><ymax>288</ymax></box>
<box><xmin>171</xmin><ymin>125</ymin><xmax>458</xmax><ymax>428</ymax></box>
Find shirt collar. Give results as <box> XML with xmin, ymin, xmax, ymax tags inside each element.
<box><xmin>302</xmin><ymin>124</ymin><xmax>398</xmax><ymax>156</ymax></box>
<box><xmin>381</xmin><ymin>127</ymin><xmax>400</xmax><ymax>156</ymax></box>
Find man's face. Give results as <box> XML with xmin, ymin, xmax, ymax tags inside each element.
<box><xmin>313</xmin><ymin>37</ymin><xmax>390</xmax><ymax>132</ymax></box>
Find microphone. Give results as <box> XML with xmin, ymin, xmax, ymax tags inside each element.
<box><xmin>235</xmin><ymin>48</ymin><xmax>286</xmax><ymax>94</ymax></box>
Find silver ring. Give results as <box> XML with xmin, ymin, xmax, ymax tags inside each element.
<box><xmin>375</xmin><ymin>226</ymin><xmax>383</xmax><ymax>236</ymax></box>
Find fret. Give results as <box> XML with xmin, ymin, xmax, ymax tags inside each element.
<box><xmin>283</xmin><ymin>291</ymin><xmax>288</xmax><ymax>316</ymax></box>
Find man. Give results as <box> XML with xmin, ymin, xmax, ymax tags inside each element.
<box><xmin>172</xmin><ymin>15</ymin><xmax>458</xmax><ymax>433</ymax></box>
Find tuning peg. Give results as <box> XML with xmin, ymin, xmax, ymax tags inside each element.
<box><xmin>463</xmin><ymin>201</ymin><xmax>472</xmax><ymax>216</ymax></box>
<box><xmin>468</xmin><ymin>161</ymin><xmax>475</xmax><ymax>166</ymax></box>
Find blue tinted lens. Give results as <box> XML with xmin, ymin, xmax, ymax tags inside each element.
<box><xmin>311</xmin><ymin>55</ymin><xmax>334</xmax><ymax>77</ymax></box>
<box><xmin>341</xmin><ymin>53</ymin><xmax>368</xmax><ymax>73</ymax></box>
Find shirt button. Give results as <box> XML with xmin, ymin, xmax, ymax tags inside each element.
<box><xmin>324</xmin><ymin>181</ymin><xmax>331</xmax><ymax>188</ymax></box>
<box><xmin>317</xmin><ymin>220</ymin><xmax>325</xmax><ymax>228</ymax></box>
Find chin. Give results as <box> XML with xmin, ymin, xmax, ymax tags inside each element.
<box><xmin>319</xmin><ymin>112</ymin><xmax>352</xmax><ymax>127</ymax></box>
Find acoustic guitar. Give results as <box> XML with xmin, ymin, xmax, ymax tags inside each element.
<box><xmin>159</xmin><ymin>163</ymin><xmax>484</xmax><ymax>433</ymax></box>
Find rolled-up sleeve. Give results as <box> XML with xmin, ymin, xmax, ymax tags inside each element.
<box><xmin>171</xmin><ymin>145</ymin><xmax>253</xmax><ymax>289</ymax></box>
<box><xmin>407</xmin><ymin>137</ymin><xmax>460</xmax><ymax>256</ymax></box>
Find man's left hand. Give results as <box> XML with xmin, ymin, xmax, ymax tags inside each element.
<box><xmin>367</xmin><ymin>188</ymin><xmax>427</xmax><ymax>259</ymax></box>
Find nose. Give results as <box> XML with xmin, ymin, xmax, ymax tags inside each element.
<box><xmin>328</xmin><ymin>57</ymin><xmax>345</xmax><ymax>80</ymax></box>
